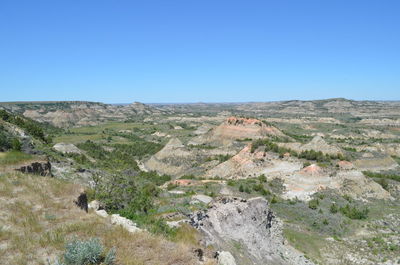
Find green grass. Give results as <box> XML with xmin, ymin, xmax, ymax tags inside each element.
<box><xmin>54</xmin><ymin>134</ymin><xmax>104</xmax><ymax>144</ymax></box>
<box><xmin>0</xmin><ymin>151</ymin><xmax>34</xmax><ymax>166</ymax></box>
<box><xmin>363</xmin><ymin>171</ymin><xmax>400</xmax><ymax>182</ymax></box>
<box><xmin>283</xmin><ymin>228</ymin><xmax>325</xmax><ymax>262</ymax></box>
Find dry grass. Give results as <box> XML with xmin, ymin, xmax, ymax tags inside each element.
<box><xmin>0</xmin><ymin>173</ymin><xmax>200</xmax><ymax>265</ymax></box>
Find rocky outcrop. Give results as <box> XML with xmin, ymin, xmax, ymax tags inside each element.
<box><xmin>110</xmin><ymin>214</ymin><xmax>142</xmax><ymax>233</ymax></box>
<box><xmin>1</xmin><ymin>101</ymin><xmax>166</xmax><ymax>127</ymax></box>
<box><xmin>205</xmin><ymin>117</ymin><xmax>284</xmax><ymax>145</ymax></box>
<box><xmin>53</xmin><ymin>143</ymin><xmax>82</xmax><ymax>154</ymax></box>
<box><xmin>145</xmin><ymin>138</ymin><xmax>235</xmax><ymax>177</ymax></box>
<box><xmin>16</xmin><ymin>161</ymin><xmax>52</xmax><ymax>176</ymax></box>
<box><xmin>281</xmin><ymin>169</ymin><xmax>390</xmax><ymax>201</ymax></box>
<box><xmin>206</xmin><ymin>145</ymin><xmax>302</xmax><ymax>179</ymax></box>
<box><xmin>190</xmin><ymin>197</ymin><xmax>313</xmax><ymax>265</ymax></box>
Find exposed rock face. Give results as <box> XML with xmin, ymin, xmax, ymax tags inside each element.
<box><xmin>281</xmin><ymin>169</ymin><xmax>391</xmax><ymax>201</ymax></box>
<box><xmin>206</xmin><ymin>117</ymin><xmax>284</xmax><ymax>145</ymax></box>
<box><xmin>206</xmin><ymin>145</ymin><xmax>302</xmax><ymax>179</ymax></box>
<box><xmin>300</xmin><ymin>164</ymin><xmax>324</xmax><ymax>176</ymax></box>
<box><xmin>190</xmin><ymin>197</ymin><xmax>313</xmax><ymax>265</ymax></box>
<box><xmin>1</xmin><ymin>101</ymin><xmax>166</xmax><ymax>127</ymax></box>
<box><xmin>145</xmin><ymin>138</ymin><xmax>235</xmax><ymax>177</ymax></box>
<box><xmin>16</xmin><ymin>161</ymin><xmax>52</xmax><ymax>176</ymax></box>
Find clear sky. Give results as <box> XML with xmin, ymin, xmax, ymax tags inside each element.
<box><xmin>0</xmin><ymin>0</ymin><xmax>399</xmax><ymax>103</ymax></box>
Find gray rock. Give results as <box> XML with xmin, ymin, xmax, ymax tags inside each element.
<box><xmin>190</xmin><ymin>197</ymin><xmax>314</xmax><ymax>265</ymax></box>
<box><xmin>110</xmin><ymin>214</ymin><xmax>141</xmax><ymax>233</ymax></box>
<box><xmin>192</xmin><ymin>194</ymin><xmax>213</xmax><ymax>204</ymax></box>
<box><xmin>88</xmin><ymin>200</ymin><xmax>101</xmax><ymax>211</ymax></box>
<box><xmin>95</xmin><ymin>210</ymin><xmax>108</xmax><ymax>218</ymax></box>
<box><xmin>53</xmin><ymin>143</ymin><xmax>82</xmax><ymax>154</ymax></box>
<box><xmin>217</xmin><ymin>251</ymin><xmax>236</xmax><ymax>265</ymax></box>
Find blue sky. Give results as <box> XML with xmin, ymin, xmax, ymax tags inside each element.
<box><xmin>0</xmin><ymin>0</ymin><xmax>399</xmax><ymax>103</ymax></box>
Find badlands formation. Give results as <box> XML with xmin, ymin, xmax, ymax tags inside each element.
<box><xmin>1</xmin><ymin>99</ymin><xmax>399</xmax><ymax>265</ymax></box>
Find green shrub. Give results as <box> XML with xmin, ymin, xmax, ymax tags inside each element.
<box><xmin>308</xmin><ymin>199</ymin><xmax>319</xmax><ymax>210</ymax></box>
<box><xmin>376</xmin><ymin>178</ymin><xmax>389</xmax><ymax>190</ymax></box>
<box><xmin>330</xmin><ymin>203</ymin><xmax>338</xmax><ymax>213</ymax></box>
<box><xmin>339</xmin><ymin>204</ymin><xmax>369</xmax><ymax>220</ymax></box>
<box><xmin>258</xmin><ymin>174</ymin><xmax>267</xmax><ymax>183</ymax></box>
<box><xmin>363</xmin><ymin>171</ymin><xmax>400</xmax><ymax>182</ymax></box>
<box><xmin>51</xmin><ymin>237</ymin><xmax>116</xmax><ymax>265</ymax></box>
<box><xmin>0</xmin><ymin>130</ymin><xmax>11</xmax><ymax>151</ymax></box>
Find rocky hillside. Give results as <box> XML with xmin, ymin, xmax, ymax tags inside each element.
<box><xmin>0</xmin><ymin>101</ymin><xmax>167</xmax><ymax>127</ymax></box>
<box><xmin>191</xmin><ymin>197</ymin><xmax>313</xmax><ymax>265</ymax></box>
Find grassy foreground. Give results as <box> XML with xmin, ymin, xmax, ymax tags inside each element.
<box><xmin>0</xmin><ymin>173</ymin><xmax>206</xmax><ymax>265</ymax></box>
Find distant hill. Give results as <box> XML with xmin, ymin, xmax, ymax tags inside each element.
<box><xmin>0</xmin><ymin>101</ymin><xmax>167</xmax><ymax>127</ymax></box>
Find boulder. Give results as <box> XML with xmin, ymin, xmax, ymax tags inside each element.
<box><xmin>88</xmin><ymin>200</ymin><xmax>101</xmax><ymax>211</ymax></box>
<box><xmin>53</xmin><ymin>143</ymin><xmax>82</xmax><ymax>154</ymax></box>
<box><xmin>95</xmin><ymin>210</ymin><xmax>108</xmax><ymax>218</ymax></box>
<box><xmin>216</xmin><ymin>251</ymin><xmax>236</xmax><ymax>265</ymax></box>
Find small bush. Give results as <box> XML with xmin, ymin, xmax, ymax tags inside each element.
<box><xmin>340</xmin><ymin>204</ymin><xmax>369</xmax><ymax>220</ymax></box>
<box><xmin>258</xmin><ymin>174</ymin><xmax>267</xmax><ymax>183</ymax></box>
<box><xmin>51</xmin><ymin>237</ymin><xmax>116</xmax><ymax>265</ymax></box>
<box><xmin>376</xmin><ymin>178</ymin><xmax>389</xmax><ymax>190</ymax></box>
<box><xmin>308</xmin><ymin>199</ymin><xmax>319</xmax><ymax>210</ymax></box>
<box><xmin>330</xmin><ymin>203</ymin><xmax>338</xmax><ymax>213</ymax></box>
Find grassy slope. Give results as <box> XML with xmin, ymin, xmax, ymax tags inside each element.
<box><xmin>0</xmin><ymin>173</ymin><xmax>202</xmax><ymax>265</ymax></box>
